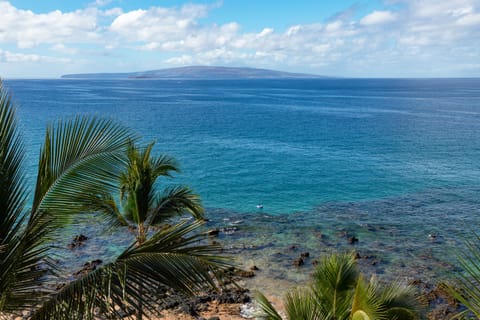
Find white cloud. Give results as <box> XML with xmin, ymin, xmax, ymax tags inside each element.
<box><xmin>0</xmin><ymin>49</ymin><xmax>69</xmax><ymax>63</ymax></box>
<box><xmin>325</xmin><ymin>21</ymin><xmax>343</xmax><ymax>32</ymax></box>
<box><xmin>0</xmin><ymin>2</ymin><xmax>100</xmax><ymax>48</ymax></box>
<box><xmin>258</xmin><ymin>28</ymin><xmax>274</xmax><ymax>37</ymax></box>
<box><xmin>360</xmin><ymin>10</ymin><xmax>397</xmax><ymax>25</ymax></box>
<box><xmin>51</xmin><ymin>43</ymin><xmax>79</xmax><ymax>54</ymax></box>
<box><xmin>0</xmin><ymin>0</ymin><xmax>479</xmax><ymax>77</ymax></box>
<box><xmin>104</xmin><ymin>7</ymin><xmax>123</xmax><ymax>17</ymax></box>
<box><xmin>110</xmin><ymin>4</ymin><xmax>209</xmax><ymax>42</ymax></box>
<box><xmin>456</xmin><ymin>13</ymin><xmax>480</xmax><ymax>25</ymax></box>
<box><xmin>408</xmin><ymin>0</ymin><xmax>476</xmax><ymax>19</ymax></box>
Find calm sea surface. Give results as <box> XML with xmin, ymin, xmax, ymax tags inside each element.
<box><xmin>4</xmin><ymin>78</ymin><xmax>480</xmax><ymax>290</ymax></box>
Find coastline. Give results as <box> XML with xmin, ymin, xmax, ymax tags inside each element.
<box><xmin>55</xmin><ymin>188</ymin><xmax>469</xmax><ymax>318</ymax></box>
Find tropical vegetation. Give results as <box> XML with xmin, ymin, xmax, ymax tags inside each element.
<box><xmin>447</xmin><ymin>233</ymin><xmax>480</xmax><ymax>319</ymax></box>
<box><xmin>79</xmin><ymin>139</ymin><xmax>205</xmax><ymax>245</ymax></box>
<box><xmin>0</xmin><ymin>80</ymin><xmax>233</xmax><ymax>320</ymax></box>
<box><xmin>256</xmin><ymin>252</ymin><xmax>420</xmax><ymax>320</ymax></box>
<box><xmin>76</xmin><ymin>139</ymin><xmax>208</xmax><ymax>319</ymax></box>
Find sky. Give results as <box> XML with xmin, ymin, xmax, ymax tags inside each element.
<box><xmin>1</xmin><ymin>0</ymin><xmax>479</xmax><ymax>78</ymax></box>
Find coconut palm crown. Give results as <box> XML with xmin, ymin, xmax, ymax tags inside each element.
<box><xmin>81</xmin><ymin>140</ymin><xmax>204</xmax><ymax>245</ymax></box>
<box><xmin>256</xmin><ymin>252</ymin><xmax>421</xmax><ymax>320</ymax></box>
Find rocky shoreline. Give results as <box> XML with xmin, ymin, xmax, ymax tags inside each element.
<box><xmin>52</xmin><ymin>201</ymin><xmax>471</xmax><ymax>320</ymax></box>
<box><xmin>2</xmin><ymin>229</ymin><xmax>461</xmax><ymax>320</ymax></box>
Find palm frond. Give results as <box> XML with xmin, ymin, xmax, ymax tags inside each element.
<box><xmin>122</xmin><ymin>221</ymin><xmax>231</xmax><ymax>266</ymax></box>
<box><xmin>149</xmin><ymin>186</ymin><xmax>204</xmax><ymax>226</ymax></box>
<box><xmin>0</xmin><ymin>80</ymin><xmax>52</xmax><ymax>313</ymax></box>
<box><xmin>254</xmin><ymin>252</ymin><xmax>419</xmax><ymax>320</ymax></box>
<box><xmin>312</xmin><ymin>252</ymin><xmax>358</xmax><ymax>319</ymax></box>
<box><xmin>254</xmin><ymin>291</ymin><xmax>284</xmax><ymax>320</ymax></box>
<box><xmin>0</xmin><ymin>80</ymin><xmax>28</xmax><ymax>241</ymax></box>
<box><xmin>284</xmin><ymin>287</ymin><xmax>322</xmax><ymax>320</ymax></box>
<box><xmin>151</xmin><ymin>153</ymin><xmax>179</xmax><ymax>178</ymax></box>
<box><xmin>120</xmin><ymin>141</ymin><xmax>156</xmax><ymax>226</ymax></box>
<box><xmin>32</xmin><ymin>116</ymin><xmax>133</xmax><ymax>229</ymax></box>
<box><xmin>78</xmin><ymin>192</ymin><xmax>128</xmax><ymax>228</ymax></box>
<box><xmin>375</xmin><ymin>278</ymin><xmax>420</xmax><ymax>319</ymax></box>
<box><xmin>351</xmin><ymin>275</ymin><xmax>386</xmax><ymax>320</ymax></box>
<box><xmin>31</xmin><ymin>221</ymin><xmax>233</xmax><ymax>320</ymax></box>
<box><xmin>447</xmin><ymin>233</ymin><xmax>480</xmax><ymax>318</ymax></box>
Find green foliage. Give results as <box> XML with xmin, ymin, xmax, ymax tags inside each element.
<box><xmin>0</xmin><ymin>80</ymin><xmax>233</xmax><ymax>319</ymax></box>
<box><xmin>29</xmin><ymin>221</ymin><xmax>232</xmax><ymax>320</ymax></box>
<box><xmin>81</xmin><ymin>140</ymin><xmax>204</xmax><ymax>245</ymax></box>
<box><xmin>447</xmin><ymin>233</ymin><xmax>480</xmax><ymax>319</ymax></box>
<box><xmin>0</xmin><ymin>79</ymin><xmax>133</xmax><ymax>315</ymax></box>
<box><xmin>256</xmin><ymin>252</ymin><xmax>420</xmax><ymax>320</ymax></box>
<box><xmin>255</xmin><ymin>292</ymin><xmax>283</xmax><ymax>320</ymax></box>
<box><xmin>0</xmin><ymin>79</ymin><xmax>39</xmax><ymax>313</ymax></box>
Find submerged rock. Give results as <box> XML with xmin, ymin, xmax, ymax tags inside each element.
<box><xmin>238</xmin><ymin>270</ymin><xmax>255</xmax><ymax>278</ymax></box>
<box><xmin>293</xmin><ymin>257</ymin><xmax>304</xmax><ymax>266</ymax></box>
<box><xmin>301</xmin><ymin>251</ymin><xmax>310</xmax><ymax>258</ymax></box>
<box><xmin>67</xmin><ymin>234</ymin><xmax>89</xmax><ymax>249</ymax></box>
<box><xmin>73</xmin><ymin>259</ymin><xmax>103</xmax><ymax>277</ymax></box>
<box><xmin>348</xmin><ymin>236</ymin><xmax>359</xmax><ymax>244</ymax></box>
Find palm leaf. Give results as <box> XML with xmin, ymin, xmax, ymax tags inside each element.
<box><xmin>151</xmin><ymin>153</ymin><xmax>179</xmax><ymax>178</ymax></box>
<box><xmin>351</xmin><ymin>275</ymin><xmax>386</xmax><ymax>320</ymax></box>
<box><xmin>32</xmin><ymin>116</ymin><xmax>133</xmax><ymax>230</ymax></box>
<box><xmin>149</xmin><ymin>186</ymin><xmax>204</xmax><ymax>226</ymax></box>
<box><xmin>78</xmin><ymin>192</ymin><xmax>129</xmax><ymax>228</ymax></box>
<box><xmin>0</xmin><ymin>80</ymin><xmax>28</xmax><ymax>238</ymax></box>
<box><xmin>254</xmin><ymin>291</ymin><xmax>283</xmax><ymax>320</ymax></box>
<box><xmin>376</xmin><ymin>278</ymin><xmax>420</xmax><ymax>319</ymax></box>
<box><xmin>312</xmin><ymin>252</ymin><xmax>358</xmax><ymax>319</ymax></box>
<box><xmin>0</xmin><ymin>80</ymin><xmax>51</xmax><ymax>313</ymax></box>
<box><xmin>447</xmin><ymin>233</ymin><xmax>480</xmax><ymax>318</ymax></box>
<box><xmin>30</xmin><ymin>221</ymin><xmax>233</xmax><ymax>320</ymax></box>
<box><xmin>120</xmin><ymin>141</ymin><xmax>180</xmax><ymax>225</ymax></box>
<box><xmin>284</xmin><ymin>287</ymin><xmax>322</xmax><ymax>320</ymax></box>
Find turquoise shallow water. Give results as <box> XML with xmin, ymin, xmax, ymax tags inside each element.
<box><xmin>4</xmin><ymin>78</ymin><xmax>480</xmax><ymax>290</ymax></box>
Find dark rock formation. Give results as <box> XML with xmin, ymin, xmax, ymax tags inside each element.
<box><xmin>67</xmin><ymin>234</ymin><xmax>89</xmax><ymax>249</ymax></box>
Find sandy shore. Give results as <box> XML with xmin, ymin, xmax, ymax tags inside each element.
<box><xmin>155</xmin><ymin>294</ymin><xmax>285</xmax><ymax>320</ymax></box>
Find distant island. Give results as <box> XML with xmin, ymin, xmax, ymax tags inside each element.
<box><xmin>61</xmin><ymin>66</ymin><xmax>327</xmax><ymax>80</ymax></box>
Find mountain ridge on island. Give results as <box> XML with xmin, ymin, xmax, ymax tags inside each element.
<box><xmin>61</xmin><ymin>66</ymin><xmax>328</xmax><ymax>80</ymax></box>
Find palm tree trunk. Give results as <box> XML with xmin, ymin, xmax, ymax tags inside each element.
<box><xmin>136</xmin><ymin>224</ymin><xmax>146</xmax><ymax>320</ymax></box>
<box><xmin>136</xmin><ymin>295</ymin><xmax>143</xmax><ymax>320</ymax></box>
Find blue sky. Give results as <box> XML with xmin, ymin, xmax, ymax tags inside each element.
<box><xmin>1</xmin><ymin>0</ymin><xmax>479</xmax><ymax>78</ymax></box>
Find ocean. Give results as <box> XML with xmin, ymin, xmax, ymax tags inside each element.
<box><xmin>4</xmin><ymin>78</ymin><xmax>480</xmax><ymax>292</ymax></box>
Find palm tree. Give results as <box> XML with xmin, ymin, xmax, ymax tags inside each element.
<box><xmin>81</xmin><ymin>140</ymin><xmax>204</xmax><ymax>246</ymax></box>
<box><xmin>446</xmin><ymin>233</ymin><xmax>480</xmax><ymax>318</ymax></box>
<box><xmin>0</xmin><ymin>80</ymin><xmax>233</xmax><ymax>319</ymax></box>
<box><xmin>0</xmin><ymin>79</ymin><xmax>133</xmax><ymax>316</ymax></box>
<box><xmin>75</xmin><ymin>140</ymin><xmax>214</xmax><ymax>320</ymax></box>
<box><xmin>256</xmin><ymin>252</ymin><xmax>420</xmax><ymax>320</ymax></box>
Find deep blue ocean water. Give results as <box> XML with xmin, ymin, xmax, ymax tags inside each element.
<box><xmin>4</xmin><ymin>78</ymin><xmax>480</xmax><ymax>289</ymax></box>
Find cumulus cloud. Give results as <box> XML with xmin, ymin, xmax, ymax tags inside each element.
<box><xmin>0</xmin><ymin>1</ymin><xmax>102</xmax><ymax>49</ymax></box>
<box><xmin>107</xmin><ymin>0</ymin><xmax>480</xmax><ymax>76</ymax></box>
<box><xmin>0</xmin><ymin>49</ymin><xmax>69</xmax><ymax>63</ymax></box>
<box><xmin>360</xmin><ymin>10</ymin><xmax>397</xmax><ymax>25</ymax></box>
<box><xmin>456</xmin><ymin>13</ymin><xmax>480</xmax><ymax>25</ymax></box>
<box><xmin>0</xmin><ymin>0</ymin><xmax>479</xmax><ymax>77</ymax></box>
<box><xmin>109</xmin><ymin>3</ymin><xmax>239</xmax><ymax>53</ymax></box>
<box><xmin>110</xmin><ymin>4</ymin><xmax>209</xmax><ymax>41</ymax></box>
<box><xmin>408</xmin><ymin>0</ymin><xmax>475</xmax><ymax>19</ymax></box>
